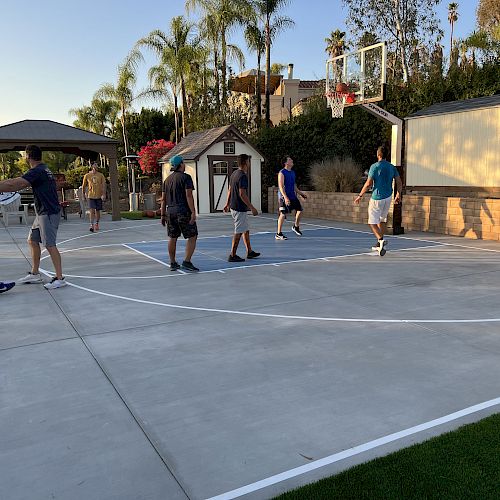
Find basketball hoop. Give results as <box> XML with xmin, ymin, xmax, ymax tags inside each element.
<box><xmin>325</xmin><ymin>91</ymin><xmax>349</xmax><ymax>118</ymax></box>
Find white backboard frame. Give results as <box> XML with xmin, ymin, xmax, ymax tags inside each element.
<box><xmin>326</xmin><ymin>41</ymin><xmax>387</xmax><ymax>106</ymax></box>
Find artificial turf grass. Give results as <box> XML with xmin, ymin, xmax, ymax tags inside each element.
<box><xmin>275</xmin><ymin>413</ymin><xmax>500</xmax><ymax>500</ymax></box>
<box><xmin>120</xmin><ymin>210</ymin><xmax>160</xmax><ymax>220</ymax></box>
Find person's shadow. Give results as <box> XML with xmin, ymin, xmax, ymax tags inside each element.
<box><xmin>459</xmin><ymin>199</ymin><xmax>494</xmax><ymax>239</ymax></box>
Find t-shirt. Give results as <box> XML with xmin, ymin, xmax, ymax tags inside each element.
<box><xmin>163</xmin><ymin>171</ymin><xmax>195</xmax><ymax>215</ymax></box>
<box><xmin>83</xmin><ymin>171</ymin><xmax>106</xmax><ymax>199</ymax></box>
<box><xmin>22</xmin><ymin>163</ymin><xmax>60</xmax><ymax>215</ymax></box>
<box><xmin>229</xmin><ymin>169</ymin><xmax>249</xmax><ymax>212</ymax></box>
<box><xmin>278</xmin><ymin>168</ymin><xmax>297</xmax><ymax>200</ymax></box>
<box><xmin>368</xmin><ymin>160</ymin><xmax>400</xmax><ymax>200</ymax></box>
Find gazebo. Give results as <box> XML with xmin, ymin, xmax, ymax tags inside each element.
<box><xmin>0</xmin><ymin>120</ymin><xmax>121</xmax><ymax>220</ymax></box>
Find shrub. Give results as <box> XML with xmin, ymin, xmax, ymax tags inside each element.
<box><xmin>137</xmin><ymin>139</ymin><xmax>175</xmax><ymax>176</ymax></box>
<box><xmin>64</xmin><ymin>166</ymin><xmax>91</xmax><ymax>188</ymax></box>
<box><xmin>309</xmin><ymin>157</ymin><xmax>363</xmax><ymax>193</ymax></box>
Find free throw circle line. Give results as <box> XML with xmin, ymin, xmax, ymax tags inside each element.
<box><xmin>39</xmin><ymin>273</ymin><xmax>500</xmax><ymax>323</ymax></box>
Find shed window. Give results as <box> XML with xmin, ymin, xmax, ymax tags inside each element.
<box><xmin>224</xmin><ymin>142</ymin><xmax>235</xmax><ymax>154</ymax></box>
<box><xmin>213</xmin><ymin>161</ymin><xmax>228</xmax><ymax>174</ymax></box>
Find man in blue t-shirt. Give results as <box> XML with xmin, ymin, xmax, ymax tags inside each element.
<box><xmin>354</xmin><ymin>146</ymin><xmax>402</xmax><ymax>256</ymax></box>
<box><xmin>276</xmin><ymin>156</ymin><xmax>308</xmax><ymax>240</ymax></box>
<box><xmin>0</xmin><ymin>145</ymin><xmax>66</xmax><ymax>288</ymax></box>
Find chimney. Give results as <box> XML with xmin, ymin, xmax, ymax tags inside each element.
<box><xmin>287</xmin><ymin>63</ymin><xmax>294</xmax><ymax>80</ymax></box>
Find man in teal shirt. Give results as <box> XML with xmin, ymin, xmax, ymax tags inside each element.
<box><xmin>354</xmin><ymin>146</ymin><xmax>402</xmax><ymax>256</ymax></box>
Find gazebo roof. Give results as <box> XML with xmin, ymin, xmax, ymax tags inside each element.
<box><xmin>0</xmin><ymin>120</ymin><xmax>118</xmax><ymax>145</ymax></box>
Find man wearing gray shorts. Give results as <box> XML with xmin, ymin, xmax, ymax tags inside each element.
<box><xmin>0</xmin><ymin>145</ymin><xmax>66</xmax><ymax>288</ymax></box>
<box><xmin>223</xmin><ymin>154</ymin><xmax>260</xmax><ymax>262</ymax></box>
<box><xmin>354</xmin><ymin>145</ymin><xmax>402</xmax><ymax>256</ymax></box>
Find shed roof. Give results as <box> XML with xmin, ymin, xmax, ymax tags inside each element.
<box><xmin>160</xmin><ymin>124</ymin><xmax>263</xmax><ymax>163</ymax></box>
<box><xmin>406</xmin><ymin>95</ymin><xmax>500</xmax><ymax>119</ymax></box>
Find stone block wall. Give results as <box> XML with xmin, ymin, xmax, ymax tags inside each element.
<box><xmin>268</xmin><ymin>188</ymin><xmax>500</xmax><ymax>241</ymax></box>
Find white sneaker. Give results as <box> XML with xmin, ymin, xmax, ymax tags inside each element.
<box><xmin>44</xmin><ymin>277</ymin><xmax>67</xmax><ymax>289</ymax></box>
<box><xmin>18</xmin><ymin>272</ymin><xmax>43</xmax><ymax>284</ymax></box>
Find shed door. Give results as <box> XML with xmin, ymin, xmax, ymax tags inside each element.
<box><xmin>209</xmin><ymin>157</ymin><xmax>237</xmax><ymax>212</ymax></box>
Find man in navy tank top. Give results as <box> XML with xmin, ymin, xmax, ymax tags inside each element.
<box><xmin>276</xmin><ymin>156</ymin><xmax>307</xmax><ymax>240</ymax></box>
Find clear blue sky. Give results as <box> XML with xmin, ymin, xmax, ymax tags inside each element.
<box><xmin>0</xmin><ymin>0</ymin><xmax>479</xmax><ymax>126</ymax></box>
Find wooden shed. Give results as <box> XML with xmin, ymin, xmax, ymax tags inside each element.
<box><xmin>405</xmin><ymin>95</ymin><xmax>500</xmax><ymax>197</ymax></box>
<box><xmin>160</xmin><ymin>125</ymin><xmax>264</xmax><ymax>214</ymax></box>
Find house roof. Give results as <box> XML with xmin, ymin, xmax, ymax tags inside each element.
<box><xmin>230</xmin><ymin>70</ymin><xmax>282</xmax><ymax>94</ymax></box>
<box><xmin>0</xmin><ymin>120</ymin><xmax>118</xmax><ymax>143</ymax></box>
<box><xmin>406</xmin><ymin>95</ymin><xmax>500</xmax><ymax>119</ymax></box>
<box><xmin>160</xmin><ymin>124</ymin><xmax>264</xmax><ymax>163</ymax></box>
<box><xmin>299</xmin><ymin>80</ymin><xmax>321</xmax><ymax>89</ymax></box>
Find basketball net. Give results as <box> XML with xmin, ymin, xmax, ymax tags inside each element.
<box><xmin>325</xmin><ymin>91</ymin><xmax>349</xmax><ymax>118</ymax></box>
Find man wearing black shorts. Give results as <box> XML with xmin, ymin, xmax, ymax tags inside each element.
<box><xmin>276</xmin><ymin>156</ymin><xmax>307</xmax><ymax>240</ymax></box>
<box><xmin>82</xmin><ymin>162</ymin><xmax>106</xmax><ymax>232</ymax></box>
<box><xmin>0</xmin><ymin>145</ymin><xmax>66</xmax><ymax>289</ymax></box>
<box><xmin>160</xmin><ymin>155</ymin><xmax>199</xmax><ymax>272</ymax></box>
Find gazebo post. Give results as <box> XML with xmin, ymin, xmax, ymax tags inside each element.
<box><xmin>108</xmin><ymin>155</ymin><xmax>121</xmax><ymax>221</ymax></box>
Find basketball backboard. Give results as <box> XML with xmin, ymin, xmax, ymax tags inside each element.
<box><xmin>326</xmin><ymin>42</ymin><xmax>387</xmax><ymax>107</ymax></box>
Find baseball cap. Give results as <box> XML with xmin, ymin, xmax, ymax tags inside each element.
<box><xmin>170</xmin><ymin>155</ymin><xmax>184</xmax><ymax>171</ymax></box>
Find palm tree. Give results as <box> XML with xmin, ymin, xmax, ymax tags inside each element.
<box><xmin>448</xmin><ymin>3</ymin><xmax>459</xmax><ymax>56</ymax></box>
<box><xmin>245</xmin><ymin>21</ymin><xmax>265</xmax><ymax>126</ymax></box>
<box><xmin>95</xmin><ymin>50</ymin><xmax>142</xmax><ymax>157</ymax></box>
<box><xmin>253</xmin><ymin>0</ymin><xmax>294</xmax><ymax>127</ymax></box>
<box><xmin>187</xmin><ymin>0</ymin><xmax>252</xmax><ymax>109</ymax></box>
<box><xmin>325</xmin><ymin>29</ymin><xmax>347</xmax><ymax>59</ymax></box>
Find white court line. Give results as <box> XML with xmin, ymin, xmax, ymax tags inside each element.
<box><xmin>122</xmin><ymin>243</ymin><xmax>188</xmax><ymax>274</ymax></box>
<box><xmin>43</xmin><ymin>244</ymin><xmax>446</xmax><ymax>280</ymax></box>
<box><xmin>37</xmin><ymin>272</ymin><xmax>500</xmax><ymax>323</ymax></box>
<box><xmin>206</xmin><ymin>396</ymin><xmax>500</xmax><ymax>500</ymax></box>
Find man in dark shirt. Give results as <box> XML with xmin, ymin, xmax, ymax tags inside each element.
<box><xmin>160</xmin><ymin>155</ymin><xmax>199</xmax><ymax>272</ymax></box>
<box><xmin>0</xmin><ymin>145</ymin><xmax>65</xmax><ymax>289</ymax></box>
<box><xmin>223</xmin><ymin>154</ymin><xmax>260</xmax><ymax>262</ymax></box>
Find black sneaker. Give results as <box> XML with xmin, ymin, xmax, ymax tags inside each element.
<box><xmin>247</xmin><ymin>250</ymin><xmax>260</xmax><ymax>259</ymax></box>
<box><xmin>170</xmin><ymin>262</ymin><xmax>180</xmax><ymax>271</ymax></box>
<box><xmin>292</xmin><ymin>225</ymin><xmax>302</xmax><ymax>236</ymax></box>
<box><xmin>181</xmin><ymin>261</ymin><xmax>199</xmax><ymax>272</ymax></box>
<box><xmin>89</xmin><ymin>225</ymin><xmax>94</xmax><ymax>233</ymax></box>
<box><xmin>228</xmin><ymin>254</ymin><xmax>245</xmax><ymax>262</ymax></box>
<box><xmin>275</xmin><ymin>233</ymin><xmax>287</xmax><ymax>240</ymax></box>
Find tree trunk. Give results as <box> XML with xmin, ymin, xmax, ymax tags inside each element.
<box><xmin>214</xmin><ymin>45</ymin><xmax>221</xmax><ymax>112</ymax></box>
<box><xmin>393</xmin><ymin>0</ymin><xmax>409</xmax><ymax>82</ymax></box>
<box><xmin>173</xmin><ymin>91</ymin><xmax>179</xmax><ymax>143</ymax></box>
<box><xmin>256</xmin><ymin>51</ymin><xmax>262</xmax><ymax>129</ymax></box>
<box><xmin>120</xmin><ymin>108</ymin><xmax>130</xmax><ymax>193</ymax></box>
<box><xmin>265</xmin><ymin>17</ymin><xmax>271</xmax><ymax>127</ymax></box>
<box><xmin>180</xmin><ymin>77</ymin><xmax>188</xmax><ymax>137</ymax></box>
<box><xmin>221</xmin><ymin>28</ymin><xmax>227</xmax><ymax>109</ymax></box>
<box><xmin>450</xmin><ymin>21</ymin><xmax>454</xmax><ymax>58</ymax></box>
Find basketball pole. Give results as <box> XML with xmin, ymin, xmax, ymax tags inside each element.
<box><xmin>361</xmin><ymin>102</ymin><xmax>405</xmax><ymax>234</ymax></box>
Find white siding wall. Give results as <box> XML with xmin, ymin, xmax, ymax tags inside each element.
<box><xmin>197</xmin><ymin>156</ymin><xmax>210</xmax><ymax>214</ymax></box>
<box><xmin>406</xmin><ymin>106</ymin><xmax>500</xmax><ymax>187</ymax></box>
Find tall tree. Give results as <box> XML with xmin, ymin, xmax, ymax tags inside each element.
<box><xmin>187</xmin><ymin>0</ymin><xmax>251</xmax><ymax>110</ymax></box>
<box><xmin>343</xmin><ymin>0</ymin><xmax>442</xmax><ymax>82</ymax></box>
<box><xmin>448</xmin><ymin>3</ymin><xmax>459</xmax><ymax>57</ymax></box>
<box><xmin>253</xmin><ymin>0</ymin><xmax>294</xmax><ymax>127</ymax></box>
<box><xmin>135</xmin><ymin>17</ymin><xmax>198</xmax><ymax>141</ymax></box>
<box><xmin>245</xmin><ymin>22</ymin><xmax>265</xmax><ymax>127</ymax></box>
<box><xmin>477</xmin><ymin>0</ymin><xmax>500</xmax><ymax>39</ymax></box>
<box><xmin>325</xmin><ymin>29</ymin><xmax>348</xmax><ymax>59</ymax></box>
<box><xmin>94</xmin><ymin>50</ymin><xmax>143</xmax><ymax>157</ymax></box>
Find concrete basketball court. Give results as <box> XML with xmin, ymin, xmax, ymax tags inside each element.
<box><xmin>1</xmin><ymin>213</ymin><xmax>500</xmax><ymax>500</ymax></box>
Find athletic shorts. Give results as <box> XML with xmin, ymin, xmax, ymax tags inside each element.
<box><xmin>167</xmin><ymin>212</ymin><xmax>198</xmax><ymax>239</ymax></box>
<box><xmin>278</xmin><ymin>197</ymin><xmax>303</xmax><ymax>214</ymax></box>
<box><xmin>88</xmin><ymin>198</ymin><xmax>103</xmax><ymax>210</ymax></box>
<box><xmin>368</xmin><ymin>196</ymin><xmax>392</xmax><ymax>224</ymax></box>
<box><xmin>230</xmin><ymin>209</ymin><xmax>249</xmax><ymax>234</ymax></box>
<box><xmin>29</xmin><ymin>213</ymin><xmax>60</xmax><ymax>247</ymax></box>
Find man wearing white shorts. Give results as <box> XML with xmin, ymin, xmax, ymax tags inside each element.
<box><xmin>354</xmin><ymin>146</ymin><xmax>402</xmax><ymax>256</ymax></box>
<box><xmin>223</xmin><ymin>154</ymin><xmax>260</xmax><ymax>262</ymax></box>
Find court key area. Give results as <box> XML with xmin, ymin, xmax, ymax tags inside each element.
<box><xmin>1</xmin><ymin>213</ymin><xmax>500</xmax><ymax>500</ymax></box>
